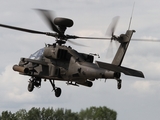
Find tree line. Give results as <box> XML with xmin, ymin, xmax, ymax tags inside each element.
<box><xmin>0</xmin><ymin>106</ymin><xmax>117</xmax><ymax>120</ymax></box>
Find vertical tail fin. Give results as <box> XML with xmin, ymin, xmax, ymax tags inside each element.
<box><xmin>112</xmin><ymin>30</ymin><xmax>135</xmax><ymax>66</ymax></box>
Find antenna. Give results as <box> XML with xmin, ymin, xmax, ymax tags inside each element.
<box><xmin>128</xmin><ymin>2</ymin><xmax>135</xmax><ymax>30</ymax></box>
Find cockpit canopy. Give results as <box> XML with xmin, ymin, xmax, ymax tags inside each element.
<box><xmin>29</xmin><ymin>48</ymin><xmax>45</xmax><ymax>60</ymax></box>
<box><xmin>29</xmin><ymin>46</ymin><xmax>94</xmax><ymax>63</ymax></box>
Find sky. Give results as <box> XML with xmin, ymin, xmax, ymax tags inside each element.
<box><xmin>0</xmin><ymin>0</ymin><xmax>160</xmax><ymax>120</ymax></box>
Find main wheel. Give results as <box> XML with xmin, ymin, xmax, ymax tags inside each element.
<box><xmin>28</xmin><ymin>82</ymin><xmax>34</xmax><ymax>92</ymax></box>
<box><xmin>55</xmin><ymin>88</ymin><xmax>62</xmax><ymax>97</ymax></box>
<box><xmin>117</xmin><ymin>79</ymin><xmax>122</xmax><ymax>89</ymax></box>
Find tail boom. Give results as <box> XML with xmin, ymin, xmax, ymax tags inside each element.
<box><xmin>112</xmin><ymin>30</ymin><xmax>135</xmax><ymax>66</ymax></box>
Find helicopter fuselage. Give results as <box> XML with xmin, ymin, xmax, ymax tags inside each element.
<box><xmin>13</xmin><ymin>44</ymin><xmax>119</xmax><ymax>87</ymax></box>
<box><xmin>11</xmin><ymin>30</ymin><xmax>144</xmax><ymax>97</ymax></box>
<box><xmin>0</xmin><ymin>8</ymin><xmax>145</xmax><ymax>97</ymax></box>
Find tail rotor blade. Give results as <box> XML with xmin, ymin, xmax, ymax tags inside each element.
<box><xmin>105</xmin><ymin>16</ymin><xmax>120</xmax><ymax>59</ymax></box>
<box><xmin>106</xmin><ymin>41</ymin><xmax>113</xmax><ymax>58</ymax></box>
<box><xmin>106</xmin><ymin>16</ymin><xmax>120</xmax><ymax>37</ymax></box>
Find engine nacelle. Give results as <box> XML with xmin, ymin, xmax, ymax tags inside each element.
<box><xmin>80</xmin><ymin>53</ymin><xmax>94</xmax><ymax>63</ymax></box>
<box><xmin>43</xmin><ymin>46</ymin><xmax>68</xmax><ymax>60</ymax></box>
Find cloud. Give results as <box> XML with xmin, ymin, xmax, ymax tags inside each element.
<box><xmin>132</xmin><ymin>81</ymin><xmax>156</xmax><ymax>93</ymax></box>
<box><xmin>0</xmin><ymin>65</ymin><xmax>36</xmax><ymax>103</ymax></box>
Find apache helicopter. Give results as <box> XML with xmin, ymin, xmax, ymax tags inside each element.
<box><xmin>0</xmin><ymin>9</ymin><xmax>145</xmax><ymax>97</ymax></box>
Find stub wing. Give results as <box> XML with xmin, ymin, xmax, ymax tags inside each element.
<box><xmin>96</xmin><ymin>61</ymin><xmax>144</xmax><ymax>78</ymax></box>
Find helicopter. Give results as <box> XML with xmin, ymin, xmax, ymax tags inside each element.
<box><xmin>0</xmin><ymin>9</ymin><xmax>144</xmax><ymax>97</ymax></box>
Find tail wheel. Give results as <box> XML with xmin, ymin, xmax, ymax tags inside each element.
<box><xmin>117</xmin><ymin>79</ymin><xmax>122</xmax><ymax>89</ymax></box>
<box><xmin>55</xmin><ymin>87</ymin><xmax>62</xmax><ymax>97</ymax></box>
<box><xmin>28</xmin><ymin>81</ymin><xmax>34</xmax><ymax>92</ymax></box>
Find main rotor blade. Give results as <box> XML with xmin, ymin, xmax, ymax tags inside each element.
<box><xmin>76</xmin><ymin>37</ymin><xmax>160</xmax><ymax>42</ymax></box>
<box><xmin>35</xmin><ymin>9</ymin><xmax>63</xmax><ymax>36</ymax></box>
<box><xmin>66</xmin><ymin>35</ymin><xmax>111</xmax><ymax>40</ymax></box>
<box><xmin>0</xmin><ymin>24</ymin><xmax>46</xmax><ymax>34</ymax></box>
<box><xmin>77</xmin><ymin>36</ymin><xmax>111</xmax><ymax>40</ymax></box>
<box><xmin>68</xmin><ymin>40</ymin><xmax>88</xmax><ymax>47</ymax></box>
<box><xmin>132</xmin><ymin>38</ymin><xmax>160</xmax><ymax>42</ymax></box>
<box><xmin>0</xmin><ymin>24</ymin><xmax>58</xmax><ymax>37</ymax></box>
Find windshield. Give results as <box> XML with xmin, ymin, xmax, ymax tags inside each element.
<box><xmin>29</xmin><ymin>48</ymin><xmax>45</xmax><ymax>60</ymax></box>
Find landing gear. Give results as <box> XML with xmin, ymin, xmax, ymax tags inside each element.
<box><xmin>28</xmin><ymin>81</ymin><xmax>34</xmax><ymax>92</ymax></box>
<box><xmin>27</xmin><ymin>77</ymin><xmax>62</xmax><ymax>97</ymax></box>
<box><xmin>27</xmin><ymin>77</ymin><xmax>41</xmax><ymax>92</ymax></box>
<box><xmin>49</xmin><ymin>80</ymin><xmax>62</xmax><ymax>97</ymax></box>
<box><xmin>117</xmin><ymin>79</ymin><xmax>122</xmax><ymax>89</ymax></box>
<box><xmin>55</xmin><ymin>88</ymin><xmax>62</xmax><ymax>97</ymax></box>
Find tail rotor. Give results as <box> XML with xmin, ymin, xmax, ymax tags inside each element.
<box><xmin>106</xmin><ymin>16</ymin><xmax>120</xmax><ymax>58</ymax></box>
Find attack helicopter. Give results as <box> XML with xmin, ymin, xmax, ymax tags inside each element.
<box><xmin>0</xmin><ymin>9</ymin><xmax>145</xmax><ymax>97</ymax></box>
